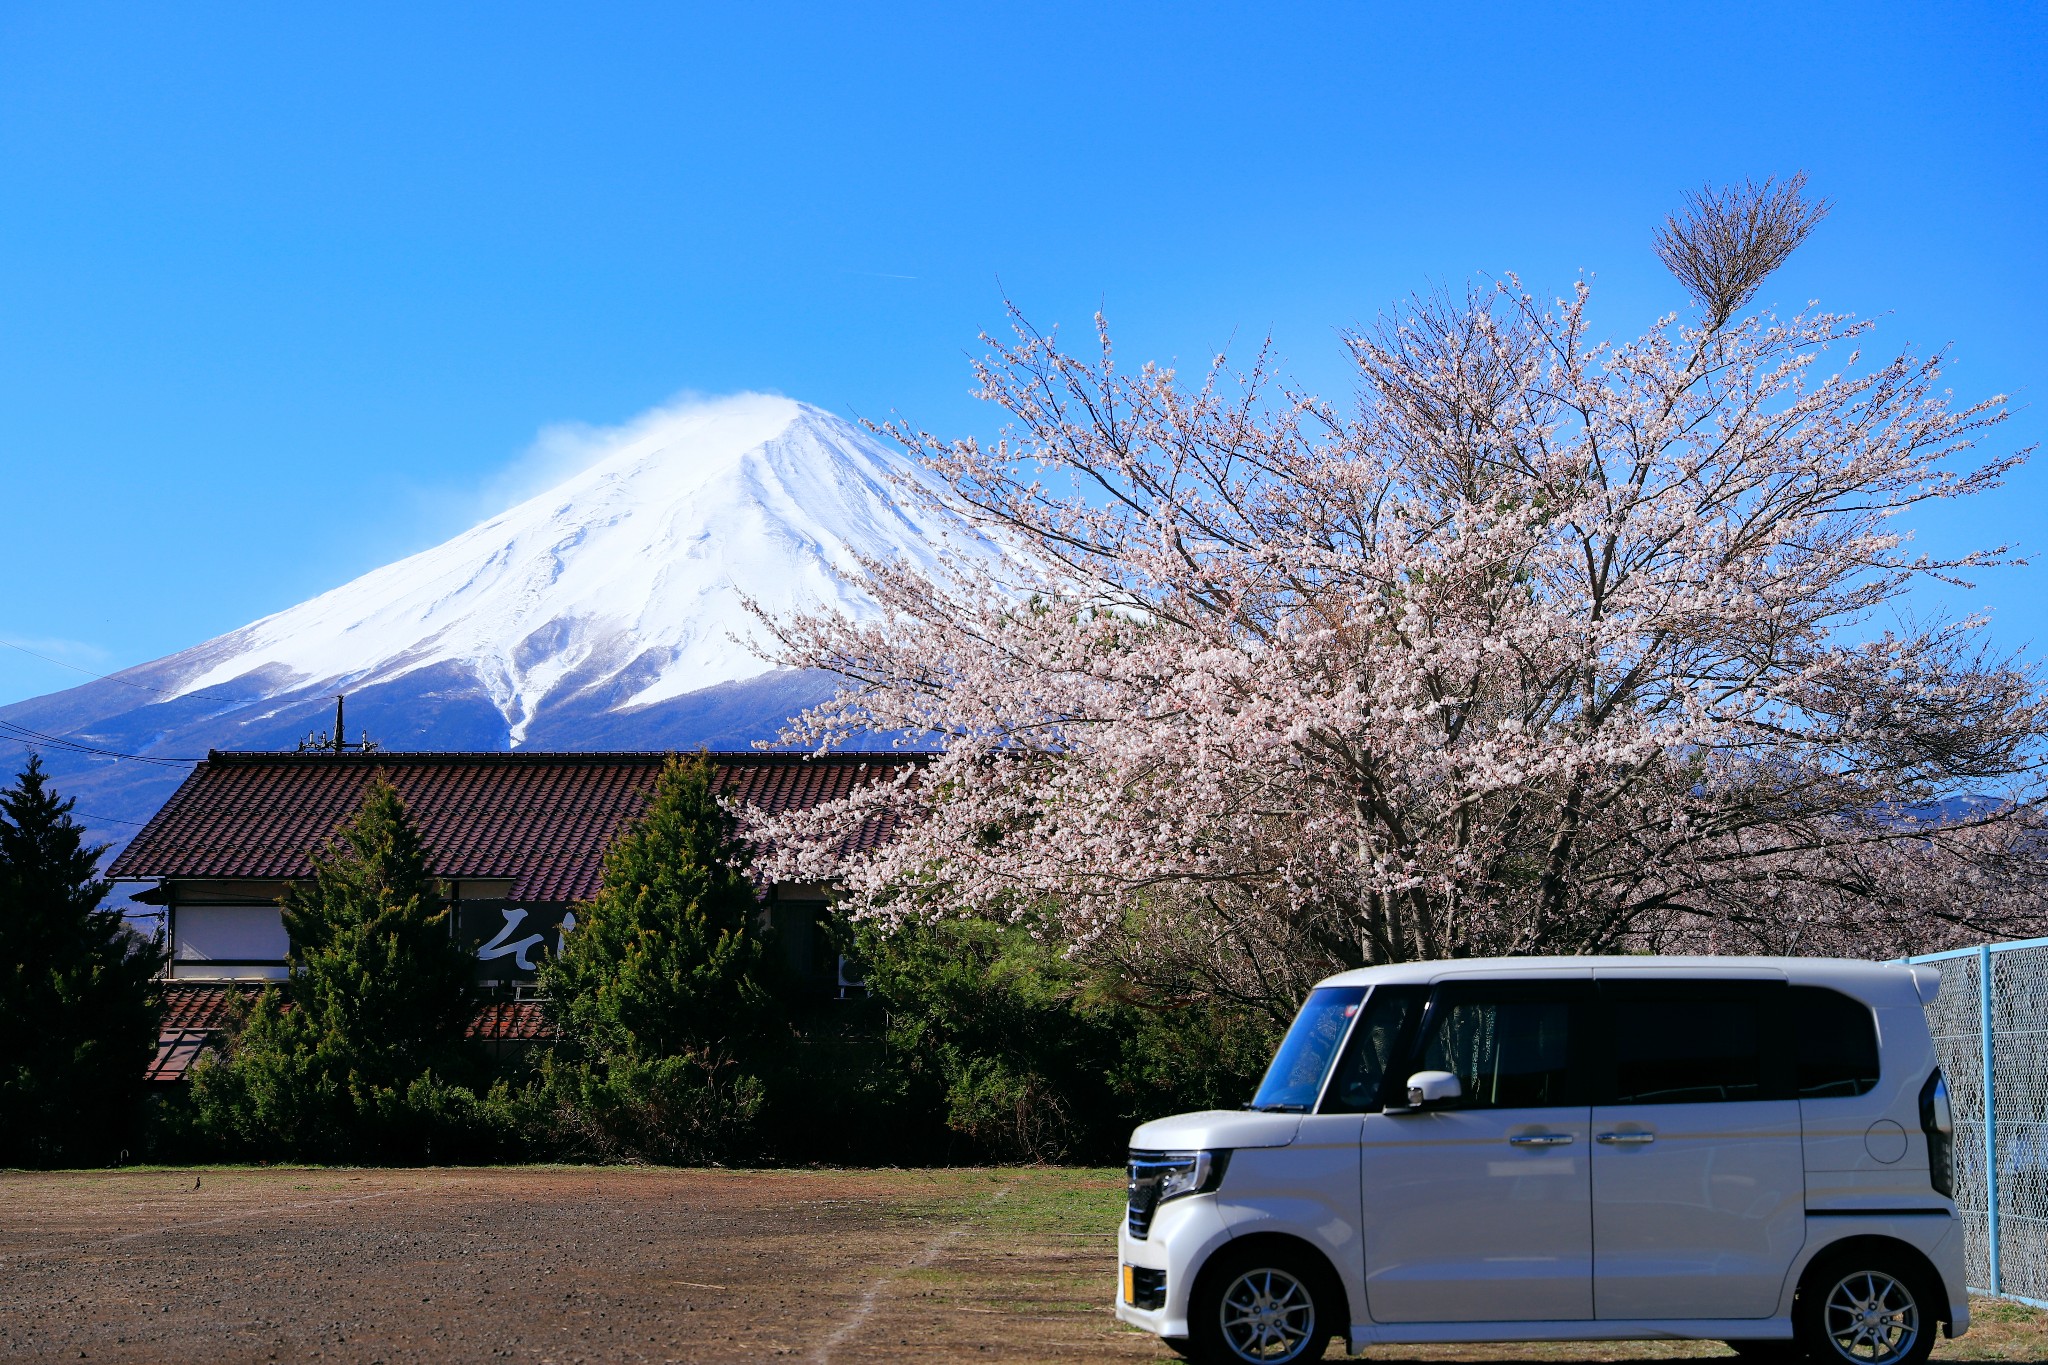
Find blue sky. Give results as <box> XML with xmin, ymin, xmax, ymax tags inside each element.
<box><xmin>2</xmin><ymin>2</ymin><xmax>2042</xmax><ymax>706</ymax></box>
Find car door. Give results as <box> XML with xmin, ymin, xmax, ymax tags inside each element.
<box><xmin>1588</xmin><ymin>975</ymin><xmax>1805</xmax><ymax>1321</ymax></box>
<box><xmin>1357</xmin><ymin>974</ymin><xmax>1594</xmax><ymax>1324</ymax></box>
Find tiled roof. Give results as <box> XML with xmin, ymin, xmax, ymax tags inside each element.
<box><xmin>109</xmin><ymin>750</ymin><xmax>921</xmax><ymax>902</ymax></box>
<box><xmin>146</xmin><ymin>985</ymin><xmax>256</xmax><ymax>1081</ymax></box>
<box><xmin>160</xmin><ymin>983</ymin><xmax>255</xmax><ymax>1031</ymax></box>
<box><xmin>148</xmin><ymin>985</ymin><xmax>559</xmax><ymax>1080</ymax></box>
<box><xmin>466</xmin><ymin>1001</ymin><xmax>554</xmax><ymax>1042</ymax></box>
<box><xmin>145</xmin><ymin>1030</ymin><xmax>215</xmax><ymax>1084</ymax></box>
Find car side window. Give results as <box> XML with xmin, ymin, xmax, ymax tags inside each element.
<box><xmin>1604</xmin><ymin>980</ymin><xmax>1782</xmax><ymax>1105</ymax></box>
<box><xmin>1791</xmin><ymin>986</ymin><xmax>1881</xmax><ymax>1098</ymax></box>
<box><xmin>1321</xmin><ymin>985</ymin><xmax>1428</xmax><ymax>1113</ymax></box>
<box><xmin>1412</xmin><ymin>981</ymin><xmax>1586</xmax><ymax>1109</ymax></box>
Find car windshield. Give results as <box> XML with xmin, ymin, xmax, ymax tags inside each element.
<box><xmin>1248</xmin><ymin>985</ymin><xmax>1370</xmax><ymax>1112</ymax></box>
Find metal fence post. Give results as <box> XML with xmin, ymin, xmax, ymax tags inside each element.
<box><xmin>1984</xmin><ymin>943</ymin><xmax>2002</xmax><ymax>1297</ymax></box>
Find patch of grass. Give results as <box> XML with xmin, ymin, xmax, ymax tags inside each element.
<box><xmin>980</xmin><ymin>1167</ymin><xmax>1125</xmax><ymax>1238</ymax></box>
<box><xmin>1966</xmin><ymin>1293</ymin><xmax>2039</xmax><ymax>1325</ymax></box>
<box><xmin>869</xmin><ymin>1165</ymin><xmax>1124</xmax><ymax>1240</ymax></box>
<box><xmin>1937</xmin><ymin>1294</ymin><xmax>2048</xmax><ymax>1360</ymax></box>
<box><xmin>893</xmin><ymin>1166</ymin><xmax>1124</xmax><ymax>1234</ymax></box>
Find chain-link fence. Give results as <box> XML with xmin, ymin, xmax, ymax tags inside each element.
<box><xmin>1904</xmin><ymin>936</ymin><xmax>2048</xmax><ymax>1310</ymax></box>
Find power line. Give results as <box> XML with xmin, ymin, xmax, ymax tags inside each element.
<box><xmin>0</xmin><ymin>724</ymin><xmax>200</xmax><ymax>765</ymax></box>
<box><xmin>0</xmin><ymin>638</ymin><xmax>247</xmax><ymax>705</ymax></box>
<box><xmin>0</xmin><ymin>721</ymin><xmax>201</xmax><ymax>767</ymax></box>
<box><xmin>79</xmin><ymin>811</ymin><xmax>153</xmax><ymax>827</ymax></box>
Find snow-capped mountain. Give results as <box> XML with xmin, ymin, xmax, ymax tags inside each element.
<box><xmin>0</xmin><ymin>394</ymin><xmax>996</xmax><ymax>851</ymax></box>
<box><xmin>166</xmin><ymin>394</ymin><xmax>991</xmax><ymax>742</ymax></box>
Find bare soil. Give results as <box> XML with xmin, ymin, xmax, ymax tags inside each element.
<box><xmin>0</xmin><ymin>1167</ymin><xmax>2038</xmax><ymax>1364</ymax></box>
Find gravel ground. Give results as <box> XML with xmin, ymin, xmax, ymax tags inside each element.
<box><xmin>0</xmin><ymin>1166</ymin><xmax>1144</xmax><ymax>1365</ymax></box>
<box><xmin>0</xmin><ymin>1167</ymin><xmax>2039</xmax><ymax>1364</ymax></box>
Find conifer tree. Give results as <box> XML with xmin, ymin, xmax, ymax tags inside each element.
<box><xmin>0</xmin><ymin>755</ymin><xmax>164</xmax><ymax>1166</ymax></box>
<box><xmin>541</xmin><ymin>753</ymin><xmax>781</xmax><ymax>1162</ymax></box>
<box><xmin>192</xmin><ymin>775</ymin><xmax>491</xmax><ymax>1160</ymax></box>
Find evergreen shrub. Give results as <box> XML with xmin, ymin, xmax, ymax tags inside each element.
<box><xmin>0</xmin><ymin>756</ymin><xmax>165</xmax><ymax>1166</ymax></box>
<box><xmin>839</xmin><ymin>915</ymin><xmax>1279</xmax><ymax>1164</ymax></box>
<box><xmin>537</xmin><ymin>753</ymin><xmax>784</xmax><ymax>1163</ymax></box>
<box><xmin>187</xmin><ymin>776</ymin><xmax>529</xmax><ymax>1162</ymax></box>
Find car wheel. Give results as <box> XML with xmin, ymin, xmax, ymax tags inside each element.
<box><xmin>1724</xmin><ymin>1341</ymin><xmax>1807</xmax><ymax>1360</ymax></box>
<box><xmin>1794</xmin><ymin>1249</ymin><xmax>1935</xmax><ymax>1365</ymax></box>
<box><xmin>1186</xmin><ymin>1245</ymin><xmax>1334</xmax><ymax>1364</ymax></box>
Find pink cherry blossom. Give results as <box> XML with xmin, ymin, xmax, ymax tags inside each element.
<box><xmin>745</xmin><ymin>180</ymin><xmax>2045</xmax><ymax>998</ymax></box>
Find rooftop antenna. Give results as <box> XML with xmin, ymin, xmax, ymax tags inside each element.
<box><xmin>296</xmin><ymin>693</ymin><xmax>380</xmax><ymax>754</ymax></box>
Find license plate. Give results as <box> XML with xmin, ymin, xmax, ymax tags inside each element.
<box><xmin>1121</xmin><ymin>1263</ymin><xmax>1135</xmax><ymax>1304</ymax></box>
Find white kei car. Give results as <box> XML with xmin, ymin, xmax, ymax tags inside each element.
<box><xmin>1116</xmin><ymin>956</ymin><xmax>1964</xmax><ymax>1365</ymax></box>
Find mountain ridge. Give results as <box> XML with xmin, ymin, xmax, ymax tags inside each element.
<box><xmin>0</xmin><ymin>395</ymin><xmax>979</xmax><ymax>854</ymax></box>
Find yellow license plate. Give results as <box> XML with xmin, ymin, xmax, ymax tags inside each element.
<box><xmin>1122</xmin><ymin>1263</ymin><xmax>1135</xmax><ymax>1304</ymax></box>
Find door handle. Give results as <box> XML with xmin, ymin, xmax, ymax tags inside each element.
<box><xmin>1506</xmin><ymin>1133</ymin><xmax>1576</xmax><ymax>1147</ymax></box>
<box><xmin>1596</xmin><ymin>1131</ymin><xmax>1656</xmax><ymax>1145</ymax></box>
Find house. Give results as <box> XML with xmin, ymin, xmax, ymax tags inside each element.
<box><xmin>108</xmin><ymin>749</ymin><xmax>915</xmax><ymax>1079</ymax></box>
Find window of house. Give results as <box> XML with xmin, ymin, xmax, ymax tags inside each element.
<box><xmin>171</xmin><ymin>905</ymin><xmax>289</xmax><ymax>981</ymax></box>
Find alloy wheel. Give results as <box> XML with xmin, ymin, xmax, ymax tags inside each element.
<box><xmin>1820</xmin><ymin>1268</ymin><xmax>1920</xmax><ymax>1363</ymax></box>
<box><xmin>1217</xmin><ymin>1267</ymin><xmax>1316</xmax><ymax>1362</ymax></box>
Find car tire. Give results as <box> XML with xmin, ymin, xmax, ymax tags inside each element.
<box><xmin>1185</xmin><ymin>1243</ymin><xmax>1336</xmax><ymax>1364</ymax></box>
<box><xmin>1794</xmin><ymin>1247</ymin><xmax>1937</xmax><ymax>1365</ymax></box>
<box><xmin>1724</xmin><ymin>1341</ymin><xmax>1808</xmax><ymax>1361</ymax></box>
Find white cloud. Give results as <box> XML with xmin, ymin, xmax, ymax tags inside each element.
<box><xmin>474</xmin><ymin>389</ymin><xmax>792</xmax><ymax>519</ymax></box>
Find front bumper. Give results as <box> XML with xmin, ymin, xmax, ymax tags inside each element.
<box><xmin>1112</xmin><ymin>1191</ymin><xmax>1232</xmax><ymax>1340</ymax></box>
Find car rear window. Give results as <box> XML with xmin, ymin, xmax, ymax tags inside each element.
<box><xmin>1791</xmin><ymin>985</ymin><xmax>1881</xmax><ymax>1098</ymax></box>
<box><xmin>1606</xmin><ymin>981</ymin><xmax>1771</xmax><ymax>1105</ymax></box>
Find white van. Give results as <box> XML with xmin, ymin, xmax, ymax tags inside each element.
<box><xmin>1116</xmin><ymin>956</ymin><xmax>1965</xmax><ymax>1364</ymax></box>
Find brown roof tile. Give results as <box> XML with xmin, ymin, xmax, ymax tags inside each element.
<box><xmin>160</xmin><ymin>983</ymin><xmax>257</xmax><ymax>1030</ymax></box>
<box><xmin>147</xmin><ymin>985</ymin><xmax>562</xmax><ymax>1080</ymax></box>
<box><xmin>145</xmin><ymin>1030</ymin><xmax>214</xmax><ymax>1083</ymax></box>
<box><xmin>145</xmin><ymin>985</ymin><xmax>251</xmax><ymax>1082</ymax></box>
<box><xmin>109</xmin><ymin>750</ymin><xmax>920</xmax><ymax>902</ymax></box>
<box><xmin>466</xmin><ymin>1001</ymin><xmax>554</xmax><ymax>1042</ymax></box>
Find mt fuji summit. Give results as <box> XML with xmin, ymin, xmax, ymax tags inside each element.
<box><xmin>1</xmin><ymin>394</ymin><xmax>999</xmax><ymax>849</ymax></box>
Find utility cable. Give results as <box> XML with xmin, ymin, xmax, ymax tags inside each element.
<box><xmin>79</xmin><ymin>811</ymin><xmax>154</xmax><ymax>826</ymax></box>
<box><xmin>0</xmin><ymin>638</ymin><xmax>247</xmax><ymax>705</ymax></box>
<box><xmin>0</xmin><ymin>721</ymin><xmax>201</xmax><ymax>766</ymax></box>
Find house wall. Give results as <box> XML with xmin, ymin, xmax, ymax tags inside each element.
<box><xmin>171</xmin><ymin>905</ymin><xmax>291</xmax><ymax>981</ymax></box>
<box><xmin>167</xmin><ymin>880</ymin><xmax>295</xmax><ymax>982</ymax></box>
<box><xmin>158</xmin><ymin>878</ymin><xmax>844</xmax><ymax>994</ymax></box>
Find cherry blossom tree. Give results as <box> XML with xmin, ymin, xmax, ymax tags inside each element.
<box><xmin>749</xmin><ymin>177</ymin><xmax>2046</xmax><ymax>1010</ymax></box>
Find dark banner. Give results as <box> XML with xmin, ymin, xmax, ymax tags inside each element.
<box><xmin>455</xmin><ymin>900</ymin><xmax>576</xmax><ymax>983</ymax></box>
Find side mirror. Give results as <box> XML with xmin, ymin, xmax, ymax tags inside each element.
<box><xmin>1405</xmin><ymin>1070</ymin><xmax>1462</xmax><ymax>1109</ymax></box>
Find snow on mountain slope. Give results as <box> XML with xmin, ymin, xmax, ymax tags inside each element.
<box><xmin>166</xmin><ymin>394</ymin><xmax>997</xmax><ymax>744</ymax></box>
<box><xmin>0</xmin><ymin>393</ymin><xmax>1011</xmax><ymax>853</ymax></box>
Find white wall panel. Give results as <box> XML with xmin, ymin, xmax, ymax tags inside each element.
<box><xmin>172</xmin><ymin>905</ymin><xmax>288</xmax><ymax>981</ymax></box>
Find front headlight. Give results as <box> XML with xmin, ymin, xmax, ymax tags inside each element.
<box><xmin>1127</xmin><ymin>1149</ymin><xmax>1230</xmax><ymax>1239</ymax></box>
<box><xmin>1158</xmin><ymin>1150</ymin><xmax>1217</xmax><ymax>1201</ymax></box>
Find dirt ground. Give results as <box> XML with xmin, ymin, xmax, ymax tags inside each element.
<box><xmin>0</xmin><ymin>1167</ymin><xmax>2039</xmax><ymax>1364</ymax></box>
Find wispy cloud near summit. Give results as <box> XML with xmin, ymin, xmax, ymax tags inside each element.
<box><xmin>474</xmin><ymin>390</ymin><xmax>800</xmax><ymax>522</ymax></box>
